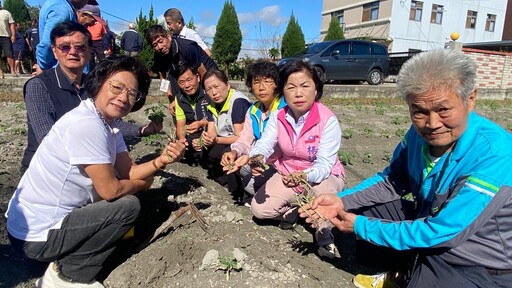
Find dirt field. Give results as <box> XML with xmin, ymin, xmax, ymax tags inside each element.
<box><xmin>1</xmin><ymin>91</ymin><xmax>511</xmax><ymax>288</ymax></box>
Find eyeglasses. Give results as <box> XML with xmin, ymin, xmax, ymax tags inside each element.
<box><xmin>55</xmin><ymin>44</ymin><xmax>89</xmax><ymax>54</ymax></box>
<box><xmin>107</xmin><ymin>80</ymin><xmax>143</xmax><ymax>103</ymax></box>
<box><xmin>252</xmin><ymin>78</ymin><xmax>275</xmax><ymax>87</ymax></box>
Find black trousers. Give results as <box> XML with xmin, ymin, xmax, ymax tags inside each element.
<box><xmin>354</xmin><ymin>199</ymin><xmax>512</xmax><ymax>288</ymax></box>
<box><xmin>202</xmin><ymin>143</ymin><xmax>244</xmax><ymax>201</ymax></box>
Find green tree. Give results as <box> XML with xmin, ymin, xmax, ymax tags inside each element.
<box><xmin>212</xmin><ymin>0</ymin><xmax>242</xmax><ymax>76</ymax></box>
<box><xmin>187</xmin><ymin>17</ymin><xmax>196</xmax><ymax>30</ymax></box>
<box><xmin>134</xmin><ymin>5</ymin><xmax>160</xmax><ymax>74</ymax></box>
<box><xmin>3</xmin><ymin>0</ymin><xmax>31</xmax><ymax>30</ymax></box>
<box><xmin>281</xmin><ymin>12</ymin><xmax>305</xmax><ymax>58</ymax></box>
<box><xmin>324</xmin><ymin>16</ymin><xmax>345</xmax><ymax>41</ymax></box>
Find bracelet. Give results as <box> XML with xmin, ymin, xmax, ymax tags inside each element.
<box><xmin>152</xmin><ymin>159</ymin><xmax>164</xmax><ymax>171</ymax></box>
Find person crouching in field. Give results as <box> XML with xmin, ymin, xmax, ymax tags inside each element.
<box><xmin>6</xmin><ymin>56</ymin><xmax>186</xmax><ymax>287</ymax></box>
<box><xmin>198</xmin><ymin>68</ymin><xmax>251</xmax><ymax>204</ymax></box>
<box><xmin>248</xmin><ymin>59</ymin><xmax>345</xmax><ymax>260</ymax></box>
<box><xmin>221</xmin><ymin>60</ymin><xmax>286</xmax><ymax>205</ymax></box>
<box><xmin>300</xmin><ymin>49</ymin><xmax>512</xmax><ymax>288</ymax></box>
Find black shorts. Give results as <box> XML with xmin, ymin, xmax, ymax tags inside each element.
<box><xmin>0</xmin><ymin>37</ymin><xmax>13</xmax><ymax>58</ymax></box>
<box><xmin>13</xmin><ymin>49</ymin><xmax>25</xmax><ymax>60</ymax></box>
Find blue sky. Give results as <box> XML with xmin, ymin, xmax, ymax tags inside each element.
<box><xmin>25</xmin><ymin>0</ymin><xmax>323</xmax><ymax>58</ymax></box>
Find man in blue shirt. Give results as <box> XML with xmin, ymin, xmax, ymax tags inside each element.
<box><xmin>33</xmin><ymin>0</ymin><xmax>88</xmax><ymax>75</ymax></box>
<box><xmin>300</xmin><ymin>49</ymin><xmax>512</xmax><ymax>288</ymax></box>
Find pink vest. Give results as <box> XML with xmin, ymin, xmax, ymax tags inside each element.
<box><xmin>274</xmin><ymin>102</ymin><xmax>345</xmax><ymax>178</ymax></box>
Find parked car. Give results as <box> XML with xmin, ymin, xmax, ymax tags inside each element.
<box><xmin>278</xmin><ymin>40</ymin><xmax>390</xmax><ymax>85</ymax></box>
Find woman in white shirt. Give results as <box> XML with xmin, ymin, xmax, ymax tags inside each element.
<box><xmin>6</xmin><ymin>55</ymin><xmax>186</xmax><ymax>287</ymax></box>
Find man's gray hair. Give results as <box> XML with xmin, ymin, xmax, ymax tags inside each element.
<box><xmin>397</xmin><ymin>49</ymin><xmax>477</xmax><ymax>103</ymax></box>
<box><xmin>164</xmin><ymin>8</ymin><xmax>185</xmax><ymax>23</ymax></box>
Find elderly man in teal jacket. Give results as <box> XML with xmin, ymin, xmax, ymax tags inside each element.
<box><xmin>300</xmin><ymin>49</ymin><xmax>512</xmax><ymax>288</ymax></box>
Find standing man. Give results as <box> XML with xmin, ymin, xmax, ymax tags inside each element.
<box><xmin>300</xmin><ymin>49</ymin><xmax>512</xmax><ymax>288</ymax></box>
<box><xmin>25</xmin><ymin>18</ymin><xmax>39</xmax><ymax>72</ymax></box>
<box><xmin>145</xmin><ymin>24</ymin><xmax>218</xmax><ymax>114</ymax></box>
<box><xmin>0</xmin><ymin>5</ymin><xmax>15</xmax><ymax>78</ymax></box>
<box><xmin>164</xmin><ymin>8</ymin><xmax>212</xmax><ymax>57</ymax></box>
<box><xmin>35</xmin><ymin>0</ymin><xmax>89</xmax><ymax>74</ymax></box>
<box><xmin>77</xmin><ymin>5</ymin><xmax>107</xmax><ymax>68</ymax></box>
<box><xmin>121</xmin><ymin>23</ymin><xmax>142</xmax><ymax>57</ymax></box>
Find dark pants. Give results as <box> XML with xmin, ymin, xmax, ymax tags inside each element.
<box><xmin>408</xmin><ymin>254</ymin><xmax>512</xmax><ymax>288</ymax></box>
<box><xmin>9</xmin><ymin>196</ymin><xmax>140</xmax><ymax>283</ymax></box>
<box><xmin>355</xmin><ymin>198</ymin><xmax>416</xmax><ymax>272</ymax></box>
<box><xmin>203</xmin><ymin>143</ymin><xmax>244</xmax><ymax>201</ymax></box>
<box><xmin>354</xmin><ymin>199</ymin><xmax>512</xmax><ymax>287</ymax></box>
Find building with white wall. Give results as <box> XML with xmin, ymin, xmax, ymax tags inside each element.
<box><xmin>321</xmin><ymin>0</ymin><xmax>508</xmax><ymax>52</ymax></box>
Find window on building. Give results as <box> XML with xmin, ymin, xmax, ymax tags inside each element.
<box><xmin>486</xmin><ymin>14</ymin><xmax>496</xmax><ymax>32</ymax></box>
<box><xmin>332</xmin><ymin>11</ymin><xmax>346</xmax><ymax>31</ymax></box>
<box><xmin>466</xmin><ymin>10</ymin><xmax>477</xmax><ymax>29</ymax></box>
<box><xmin>409</xmin><ymin>1</ymin><xmax>423</xmax><ymax>21</ymax></box>
<box><xmin>362</xmin><ymin>1</ymin><xmax>379</xmax><ymax>22</ymax></box>
<box><xmin>430</xmin><ymin>4</ymin><xmax>443</xmax><ymax>24</ymax></box>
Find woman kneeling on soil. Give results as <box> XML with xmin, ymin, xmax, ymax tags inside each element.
<box><xmin>6</xmin><ymin>55</ymin><xmax>186</xmax><ymax>287</ymax></box>
<box><xmin>221</xmin><ymin>60</ymin><xmax>286</xmax><ymax>204</ymax></box>
<box><xmin>249</xmin><ymin>59</ymin><xmax>345</xmax><ymax>259</ymax></box>
<box><xmin>197</xmin><ymin>68</ymin><xmax>251</xmax><ymax>203</ymax></box>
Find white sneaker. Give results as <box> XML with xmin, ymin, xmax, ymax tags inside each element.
<box><xmin>317</xmin><ymin>243</ymin><xmax>341</xmax><ymax>259</ymax></box>
<box><xmin>35</xmin><ymin>261</ymin><xmax>104</xmax><ymax>288</ymax></box>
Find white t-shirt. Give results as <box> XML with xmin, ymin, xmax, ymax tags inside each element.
<box><xmin>179</xmin><ymin>26</ymin><xmax>209</xmax><ymax>51</ymax></box>
<box><xmin>6</xmin><ymin>99</ymin><xmax>127</xmax><ymax>241</ymax></box>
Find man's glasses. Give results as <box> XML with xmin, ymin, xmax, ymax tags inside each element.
<box><xmin>108</xmin><ymin>80</ymin><xmax>143</xmax><ymax>103</ymax></box>
<box><xmin>55</xmin><ymin>44</ymin><xmax>89</xmax><ymax>54</ymax></box>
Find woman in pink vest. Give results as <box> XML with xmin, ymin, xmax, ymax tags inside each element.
<box><xmin>249</xmin><ymin>59</ymin><xmax>345</xmax><ymax>260</ymax></box>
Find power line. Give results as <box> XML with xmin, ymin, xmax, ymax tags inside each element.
<box><xmin>101</xmin><ymin>10</ymin><xmax>132</xmax><ymax>24</ymax></box>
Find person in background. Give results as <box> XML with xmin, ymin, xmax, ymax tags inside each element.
<box><xmin>21</xmin><ymin>21</ymin><xmax>161</xmax><ymax>174</ymax></box>
<box><xmin>199</xmin><ymin>68</ymin><xmax>251</xmax><ymax>203</ymax></box>
<box><xmin>146</xmin><ymin>24</ymin><xmax>217</xmax><ymax>115</ymax></box>
<box><xmin>0</xmin><ymin>5</ymin><xmax>15</xmax><ymax>78</ymax></box>
<box><xmin>35</xmin><ymin>0</ymin><xmax>89</xmax><ymax>75</ymax></box>
<box><xmin>25</xmin><ymin>18</ymin><xmax>39</xmax><ymax>72</ymax></box>
<box><xmin>300</xmin><ymin>49</ymin><xmax>512</xmax><ymax>288</ymax></box>
<box><xmin>221</xmin><ymin>60</ymin><xmax>286</xmax><ymax>204</ymax></box>
<box><xmin>101</xmin><ymin>22</ymin><xmax>116</xmax><ymax>57</ymax></box>
<box><xmin>164</xmin><ymin>8</ymin><xmax>212</xmax><ymax>57</ymax></box>
<box><xmin>6</xmin><ymin>55</ymin><xmax>186</xmax><ymax>288</ymax></box>
<box><xmin>12</xmin><ymin>22</ymin><xmax>27</xmax><ymax>76</ymax></box>
<box><xmin>174</xmin><ymin>63</ymin><xmax>210</xmax><ymax>166</ymax></box>
<box><xmin>77</xmin><ymin>5</ymin><xmax>107</xmax><ymax>68</ymax></box>
<box><xmin>121</xmin><ymin>23</ymin><xmax>142</xmax><ymax>57</ymax></box>
<box><xmin>249</xmin><ymin>59</ymin><xmax>345</xmax><ymax>260</ymax></box>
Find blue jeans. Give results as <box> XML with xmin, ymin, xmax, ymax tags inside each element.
<box><xmin>9</xmin><ymin>195</ymin><xmax>140</xmax><ymax>283</ymax></box>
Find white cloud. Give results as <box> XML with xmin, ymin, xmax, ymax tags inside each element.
<box><xmin>196</xmin><ymin>23</ymin><xmax>216</xmax><ymax>39</ymax></box>
<box><xmin>238</xmin><ymin>5</ymin><xmax>286</xmax><ymax>27</ymax></box>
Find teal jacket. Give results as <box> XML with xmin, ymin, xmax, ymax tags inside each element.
<box><xmin>339</xmin><ymin>112</ymin><xmax>512</xmax><ymax>269</ymax></box>
<box><xmin>249</xmin><ymin>96</ymin><xmax>286</xmax><ymax>140</ymax></box>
